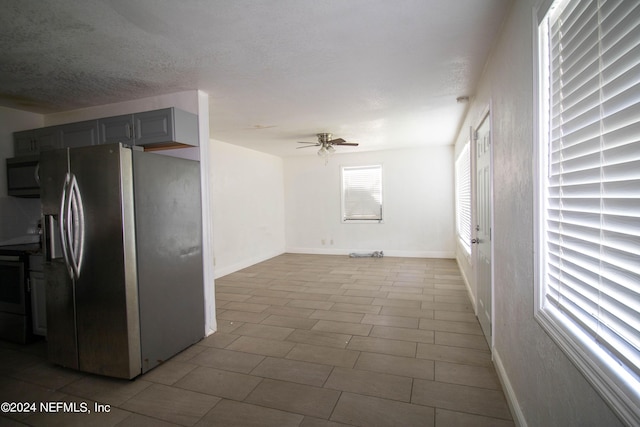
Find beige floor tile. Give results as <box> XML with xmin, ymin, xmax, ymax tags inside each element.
<box><xmin>174</xmin><ymin>366</ymin><xmax>262</xmax><ymax>400</ymax></box>
<box><xmin>189</xmin><ymin>347</ymin><xmax>265</xmax><ymax>373</ymax></box>
<box><xmin>217</xmin><ymin>310</ymin><xmax>270</xmax><ymax>324</ymax></box>
<box><xmin>361</xmin><ymin>313</ymin><xmax>420</xmax><ymax>328</ymax></box>
<box><xmin>197</xmin><ymin>399</ymin><xmax>304</xmax><ymax>427</ymax></box>
<box><xmin>262</xmin><ymin>314</ymin><xmax>319</xmax><ymax>330</ymax></box>
<box><xmin>369</xmin><ymin>325</ymin><xmax>434</xmax><ymax>344</ymax></box>
<box><xmin>233</xmin><ymin>323</ymin><xmax>295</xmax><ymax>341</ymax></box>
<box><xmin>331</xmin><ymin>392</ymin><xmax>434</xmax><ymax>427</ymax></box>
<box><xmin>433</xmin><ymin>310</ymin><xmax>478</xmax><ymax>323</ymax></box>
<box><xmin>286</xmin><ymin>343</ymin><xmax>360</xmax><ymax>368</ymax></box>
<box><xmin>416</xmin><ymin>343</ymin><xmax>492</xmax><ymax>367</ymax></box>
<box><xmin>435</xmin><ymin>408</ymin><xmax>515</xmax><ymax>427</ymax></box>
<box><xmin>324</xmin><ymin>367</ymin><xmax>412</xmax><ymax>402</ymax></box>
<box><xmin>215</xmin><ymin>292</ymin><xmax>253</xmax><ymax>302</ymax></box>
<box><xmin>379</xmin><ymin>306</ymin><xmax>435</xmax><ymax>319</ymax></box>
<box><xmin>214</xmin><ymin>319</ymin><xmax>244</xmax><ymax>334</ymax></box>
<box><xmin>434</xmin><ymin>331</ymin><xmax>490</xmax><ymax>351</ymax></box>
<box><xmin>226</xmin><ymin>336</ymin><xmax>295</xmax><ymax>357</ymax></box>
<box><xmin>245</xmin><ymin>295</ymin><xmax>292</xmax><ymax>306</ymax></box>
<box><xmin>312</xmin><ymin>319</ymin><xmax>373</xmax><ymax>336</ymax></box>
<box><xmin>347</xmin><ymin>336</ymin><xmax>416</xmax><ymax>357</ymax></box>
<box><xmin>121</xmin><ymin>383</ymin><xmax>220</xmax><ymax>426</ymax></box>
<box><xmin>60</xmin><ymin>376</ymin><xmax>152</xmax><ymax>407</ymax></box>
<box><xmin>300</xmin><ymin>416</ymin><xmax>353</xmax><ymax>427</ymax></box>
<box><xmin>412</xmin><ymin>379</ymin><xmax>512</xmax><ymax>420</ymax></box>
<box><xmin>330</xmin><ymin>303</ymin><xmax>382</xmax><ymax>315</ymax></box>
<box><xmin>309</xmin><ymin>310</ymin><xmax>365</xmax><ymax>323</ymax></box>
<box><xmin>264</xmin><ymin>306</ymin><xmax>316</xmax><ymax>318</ymax></box>
<box><xmin>140</xmin><ymin>360</ymin><xmax>198</xmax><ymax>385</ymax></box>
<box><xmin>251</xmin><ymin>357</ymin><xmax>333</xmax><ymax>386</ymax></box>
<box><xmin>246</xmin><ymin>379</ymin><xmax>340</xmax><ymax>419</ymax></box>
<box><xmin>418</xmin><ymin>318</ymin><xmax>483</xmax><ymax>335</ymax></box>
<box><xmin>354</xmin><ymin>352</ymin><xmax>435</xmax><ymax>380</ymax></box>
<box><xmin>328</xmin><ymin>295</ymin><xmax>375</xmax><ymax>305</ymax></box>
<box><xmin>435</xmin><ymin>361</ymin><xmax>502</xmax><ymax>389</ymax></box>
<box><xmin>286</xmin><ymin>329</ymin><xmax>352</xmax><ymax>349</ymax></box>
<box><xmin>371</xmin><ymin>297</ymin><xmax>422</xmax><ymax>308</ymax></box>
<box><xmin>343</xmin><ymin>289</ymin><xmax>389</xmax><ymax>298</ymax></box>
<box><xmin>118</xmin><ymin>412</ymin><xmax>183</xmax><ymax>426</ymax></box>
<box><xmin>198</xmin><ymin>332</ymin><xmax>240</xmax><ymax>348</ymax></box>
<box><xmin>223</xmin><ymin>301</ymin><xmax>270</xmax><ymax>313</ymax></box>
<box><xmin>9</xmin><ymin>362</ymin><xmax>84</xmax><ymax>391</ymax></box>
<box><xmin>287</xmin><ymin>299</ymin><xmax>335</xmax><ymax>310</ymax></box>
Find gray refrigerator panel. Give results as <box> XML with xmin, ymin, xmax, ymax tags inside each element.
<box><xmin>69</xmin><ymin>144</ymin><xmax>141</xmax><ymax>379</ymax></box>
<box><xmin>40</xmin><ymin>148</ymin><xmax>79</xmax><ymax>370</ymax></box>
<box><xmin>132</xmin><ymin>150</ymin><xmax>204</xmax><ymax>373</ymax></box>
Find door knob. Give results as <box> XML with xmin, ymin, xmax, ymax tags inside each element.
<box><xmin>471</xmin><ymin>238</ymin><xmax>479</xmax><ymax>244</ymax></box>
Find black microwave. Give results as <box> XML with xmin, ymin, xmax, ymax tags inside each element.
<box><xmin>6</xmin><ymin>155</ymin><xmax>40</xmax><ymax>197</ymax></box>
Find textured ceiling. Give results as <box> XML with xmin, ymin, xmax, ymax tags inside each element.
<box><xmin>0</xmin><ymin>0</ymin><xmax>512</xmax><ymax>157</ymax></box>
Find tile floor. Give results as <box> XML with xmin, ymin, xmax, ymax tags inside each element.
<box><xmin>0</xmin><ymin>253</ymin><xmax>514</xmax><ymax>426</ymax></box>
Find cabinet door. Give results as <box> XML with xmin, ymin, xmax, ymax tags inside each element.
<box><xmin>99</xmin><ymin>114</ymin><xmax>134</xmax><ymax>145</ymax></box>
<box><xmin>34</xmin><ymin>126</ymin><xmax>62</xmax><ymax>151</ymax></box>
<box><xmin>134</xmin><ymin>108</ymin><xmax>174</xmax><ymax>146</ymax></box>
<box><xmin>60</xmin><ymin>120</ymin><xmax>99</xmax><ymax>148</ymax></box>
<box><xmin>30</xmin><ymin>271</ymin><xmax>47</xmax><ymax>336</ymax></box>
<box><xmin>13</xmin><ymin>130</ymin><xmax>36</xmax><ymax>156</ymax></box>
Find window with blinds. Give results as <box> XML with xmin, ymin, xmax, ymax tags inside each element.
<box><xmin>537</xmin><ymin>0</ymin><xmax>640</xmax><ymax>423</ymax></box>
<box><xmin>341</xmin><ymin>165</ymin><xmax>383</xmax><ymax>222</ymax></box>
<box><xmin>456</xmin><ymin>142</ymin><xmax>472</xmax><ymax>254</ymax></box>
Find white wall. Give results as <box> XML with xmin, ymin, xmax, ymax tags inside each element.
<box><xmin>453</xmin><ymin>1</ymin><xmax>624</xmax><ymax>426</ymax></box>
<box><xmin>0</xmin><ymin>107</ymin><xmax>44</xmax><ymax>241</ymax></box>
<box><xmin>284</xmin><ymin>146</ymin><xmax>455</xmax><ymax>258</ymax></box>
<box><xmin>210</xmin><ymin>139</ymin><xmax>286</xmax><ymax>278</ymax></box>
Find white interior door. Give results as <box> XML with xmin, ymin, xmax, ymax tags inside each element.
<box><xmin>475</xmin><ymin>112</ymin><xmax>492</xmax><ymax>347</ymax></box>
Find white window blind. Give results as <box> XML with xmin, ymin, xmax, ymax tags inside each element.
<box><xmin>538</xmin><ymin>0</ymin><xmax>640</xmax><ymax>422</ymax></box>
<box><xmin>342</xmin><ymin>165</ymin><xmax>383</xmax><ymax>222</ymax></box>
<box><xmin>456</xmin><ymin>142</ymin><xmax>472</xmax><ymax>254</ymax></box>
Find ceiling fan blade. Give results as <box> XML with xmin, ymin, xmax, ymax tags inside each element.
<box><xmin>296</xmin><ymin>145</ymin><xmax>318</xmax><ymax>149</ymax></box>
<box><xmin>328</xmin><ymin>138</ymin><xmax>346</xmax><ymax>144</ymax></box>
<box><xmin>297</xmin><ymin>141</ymin><xmax>318</xmax><ymax>144</ymax></box>
<box><xmin>335</xmin><ymin>142</ymin><xmax>359</xmax><ymax>146</ymax></box>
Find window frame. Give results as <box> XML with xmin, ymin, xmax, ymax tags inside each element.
<box><xmin>341</xmin><ymin>164</ymin><xmax>384</xmax><ymax>223</ymax></box>
<box><xmin>534</xmin><ymin>0</ymin><xmax>640</xmax><ymax>424</ymax></box>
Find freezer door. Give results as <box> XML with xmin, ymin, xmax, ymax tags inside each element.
<box><xmin>40</xmin><ymin>148</ymin><xmax>79</xmax><ymax>370</ymax></box>
<box><xmin>69</xmin><ymin>144</ymin><xmax>141</xmax><ymax>379</ymax></box>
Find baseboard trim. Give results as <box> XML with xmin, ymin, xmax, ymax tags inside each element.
<box><xmin>285</xmin><ymin>247</ymin><xmax>455</xmax><ymax>259</ymax></box>
<box><xmin>493</xmin><ymin>348</ymin><xmax>528</xmax><ymax>427</ymax></box>
<box><xmin>456</xmin><ymin>256</ymin><xmax>476</xmax><ymax>314</ymax></box>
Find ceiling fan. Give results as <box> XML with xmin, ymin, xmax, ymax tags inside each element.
<box><xmin>297</xmin><ymin>133</ymin><xmax>359</xmax><ymax>157</ymax></box>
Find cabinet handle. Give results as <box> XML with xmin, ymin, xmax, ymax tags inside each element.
<box><xmin>126</xmin><ymin>123</ymin><xmax>131</xmax><ymax>139</ymax></box>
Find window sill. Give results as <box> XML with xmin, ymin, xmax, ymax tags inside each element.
<box><xmin>535</xmin><ymin>305</ymin><xmax>640</xmax><ymax>426</ymax></box>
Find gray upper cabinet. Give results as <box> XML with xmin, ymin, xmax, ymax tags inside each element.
<box><xmin>134</xmin><ymin>108</ymin><xmax>198</xmax><ymax>148</ymax></box>
<box><xmin>14</xmin><ymin>127</ymin><xmax>61</xmax><ymax>156</ymax></box>
<box><xmin>60</xmin><ymin>120</ymin><xmax>99</xmax><ymax>148</ymax></box>
<box><xmin>99</xmin><ymin>114</ymin><xmax>135</xmax><ymax>145</ymax></box>
<box><xmin>12</xmin><ymin>107</ymin><xmax>198</xmax><ymax>156</ymax></box>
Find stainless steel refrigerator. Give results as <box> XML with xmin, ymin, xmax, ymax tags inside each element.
<box><xmin>40</xmin><ymin>143</ymin><xmax>204</xmax><ymax>379</ymax></box>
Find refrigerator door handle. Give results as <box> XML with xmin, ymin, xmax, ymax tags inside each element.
<box><xmin>68</xmin><ymin>174</ymin><xmax>85</xmax><ymax>279</ymax></box>
<box><xmin>59</xmin><ymin>173</ymin><xmax>74</xmax><ymax>279</ymax></box>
